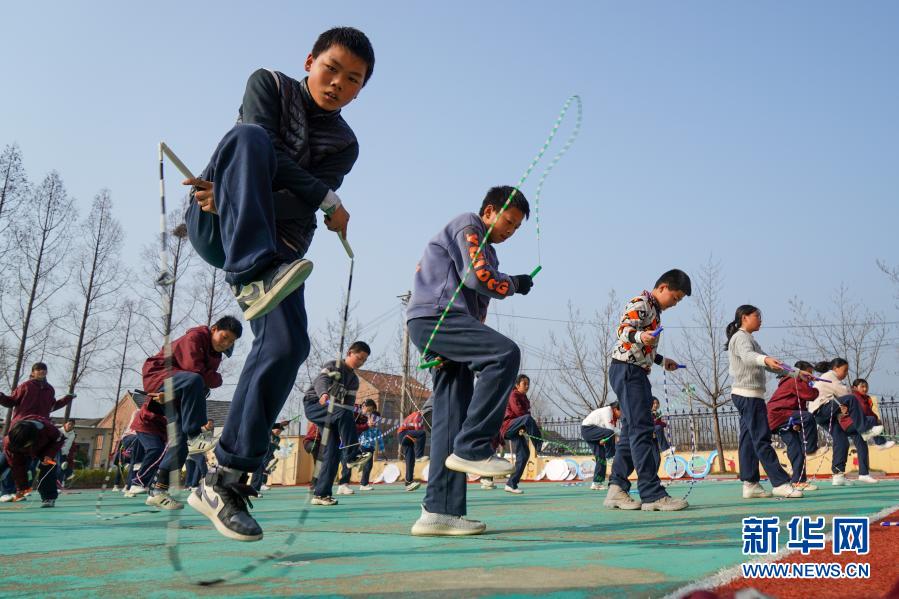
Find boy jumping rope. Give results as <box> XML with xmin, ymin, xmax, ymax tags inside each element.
<box><xmin>181</xmin><ymin>27</ymin><xmax>375</xmax><ymax>541</ymax></box>
<box><xmin>406</xmin><ymin>186</ymin><xmax>534</xmax><ymax>536</ymax></box>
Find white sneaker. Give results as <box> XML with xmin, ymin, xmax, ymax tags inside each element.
<box><xmin>411</xmin><ymin>505</ymin><xmax>486</xmax><ymax>536</ymax></box>
<box><xmin>146</xmin><ymin>491</ymin><xmax>184</xmax><ymax>510</ymax></box>
<box><xmin>359</xmin><ymin>485</ymin><xmax>374</xmax><ymax>491</ymax></box>
<box><xmin>590</xmin><ymin>483</ymin><xmax>608</xmax><ymax>490</ymax></box>
<box><xmin>260</xmin><ymin>484</ymin><xmax>270</xmax><ymax>491</ymax></box>
<box><xmin>861</xmin><ymin>425</ymin><xmax>884</xmax><ymax>442</ymax></box>
<box><xmin>416</xmin><ymin>456</ymin><xmax>430</xmax><ymax>463</ymax></box>
<box><xmin>772</xmin><ymin>483</ymin><xmax>803</xmax><ymax>498</ymax></box>
<box><xmin>857</xmin><ymin>474</ymin><xmax>879</xmax><ymax>484</ymax></box>
<box><xmin>742</xmin><ymin>482</ymin><xmax>772</xmax><ymax>499</ymax></box>
<box><xmin>111</xmin><ymin>485</ymin><xmax>120</xmax><ymax>492</ymax></box>
<box><xmin>876</xmin><ymin>440</ymin><xmax>896</xmax><ymax>451</ymax></box>
<box><xmin>832</xmin><ymin>473</ymin><xmax>853</xmax><ymax>486</ymax></box>
<box><xmin>187</xmin><ymin>432</ymin><xmax>217</xmax><ymax>455</ymax></box>
<box><xmin>797</xmin><ymin>483</ymin><xmax>819</xmax><ymax>491</ymax></box>
<box><xmin>480</xmin><ymin>479</ymin><xmax>496</xmax><ymax>490</ymax></box>
<box><xmin>124</xmin><ymin>485</ymin><xmax>147</xmax><ymax>497</ymax></box>
<box><xmin>336</xmin><ymin>484</ymin><xmax>355</xmax><ymax>495</ymax></box>
<box><xmin>603</xmin><ymin>484</ymin><xmax>642</xmax><ymax>510</ymax></box>
<box><xmin>405</xmin><ymin>481</ymin><xmax>421</xmax><ymax>492</ymax></box>
<box><xmin>0</xmin><ymin>494</ymin><xmax>15</xmax><ymax>503</ymax></box>
<box><xmin>504</xmin><ymin>484</ymin><xmax>523</xmax><ymax>495</ymax></box>
<box><xmin>445</xmin><ymin>453</ymin><xmax>514</xmax><ymax>478</ymax></box>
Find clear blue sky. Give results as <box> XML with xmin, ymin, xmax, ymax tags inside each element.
<box><xmin>3</xmin><ymin>1</ymin><xmax>898</xmax><ymax>417</ymax></box>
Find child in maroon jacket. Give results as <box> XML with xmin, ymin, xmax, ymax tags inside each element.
<box><xmin>397</xmin><ymin>408</ymin><xmax>427</xmax><ymax>492</ymax></box>
<box><xmin>139</xmin><ymin>317</ymin><xmax>242</xmax><ymax>510</ymax></box>
<box><xmin>844</xmin><ymin>379</ymin><xmax>894</xmax><ymax>450</ymax></box>
<box><xmin>0</xmin><ymin>362</ymin><xmax>74</xmax><ymax>424</ymax></box>
<box><xmin>650</xmin><ymin>397</ymin><xmax>672</xmax><ymax>453</ymax></box>
<box><xmin>499</xmin><ymin>375</ymin><xmax>542</xmax><ymax>494</ymax></box>
<box><xmin>766</xmin><ymin>360</ymin><xmax>823</xmax><ymax>489</ymax></box>
<box><xmin>0</xmin><ymin>416</ymin><xmax>64</xmax><ymax>507</ymax></box>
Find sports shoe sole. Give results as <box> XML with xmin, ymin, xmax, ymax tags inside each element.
<box><xmin>187</xmin><ymin>490</ymin><xmax>263</xmax><ymax>542</ymax></box>
<box><xmin>641</xmin><ymin>500</ymin><xmax>689</xmax><ymax>511</ymax></box>
<box><xmin>410</xmin><ymin>522</ymin><xmax>487</xmax><ymax>536</ymax></box>
<box><xmin>244</xmin><ymin>260</ymin><xmax>314</xmax><ymax>321</ymax></box>
<box><xmin>444</xmin><ymin>454</ymin><xmax>514</xmax><ymax>478</ymax></box>
<box><xmin>603</xmin><ymin>499</ymin><xmax>642</xmax><ymax>510</ymax></box>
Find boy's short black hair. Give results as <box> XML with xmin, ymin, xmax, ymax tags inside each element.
<box><xmin>31</xmin><ymin>362</ymin><xmax>48</xmax><ymax>372</ymax></box>
<box><xmin>609</xmin><ymin>401</ymin><xmax>620</xmax><ymax>410</ymax></box>
<box><xmin>654</xmin><ymin>269</ymin><xmax>692</xmax><ymax>296</ymax></box>
<box><xmin>348</xmin><ymin>341</ymin><xmax>371</xmax><ymax>355</ymax></box>
<box><xmin>312</xmin><ymin>27</ymin><xmax>375</xmax><ymax>85</ymax></box>
<box><xmin>362</xmin><ymin>399</ymin><xmax>377</xmax><ymax>409</ymax></box>
<box><xmin>8</xmin><ymin>420</ymin><xmax>38</xmax><ymax>451</ymax></box>
<box><xmin>212</xmin><ymin>316</ymin><xmax>243</xmax><ymax>338</ymax></box>
<box><xmin>479</xmin><ymin>186</ymin><xmax>530</xmax><ymax>220</ymax></box>
<box><xmin>851</xmin><ymin>378</ymin><xmax>868</xmax><ymax>388</ymax></box>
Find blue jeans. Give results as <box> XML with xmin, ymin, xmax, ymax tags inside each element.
<box><xmin>733</xmin><ymin>395</ymin><xmax>790</xmax><ymax>487</ymax></box>
<box><xmin>189</xmin><ymin>124</ymin><xmax>312</xmax><ymax>473</ymax></box>
<box><xmin>582</xmin><ymin>425</ymin><xmax>616</xmax><ymax>483</ymax></box>
<box><xmin>407</xmin><ymin>313</ymin><xmax>520</xmax><ymax>517</ymax></box>
<box><xmin>504</xmin><ymin>415</ymin><xmax>541</xmax><ymax>489</ymax></box>
<box><xmin>609</xmin><ymin>361</ymin><xmax>667</xmax><ymax>502</ymax></box>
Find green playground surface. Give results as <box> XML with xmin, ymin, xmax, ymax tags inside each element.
<box><xmin>1</xmin><ymin>478</ymin><xmax>897</xmax><ymax>598</ymax></box>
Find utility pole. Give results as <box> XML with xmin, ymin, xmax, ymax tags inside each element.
<box><xmin>398</xmin><ymin>291</ymin><xmax>411</xmax><ymax>418</ymax></box>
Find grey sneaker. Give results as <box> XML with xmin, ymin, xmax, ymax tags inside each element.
<box><xmin>347</xmin><ymin>452</ymin><xmax>373</xmax><ymax>470</ymax></box>
<box><xmin>445</xmin><ymin>453</ymin><xmax>514</xmax><ymax>478</ymax></box>
<box><xmin>187</xmin><ymin>470</ymin><xmax>263</xmax><ymax>542</ymax></box>
<box><xmin>410</xmin><ymin>506</ymin><xmax>487</xmax><ymax>536</ymax></box>
<box><xmin>861</xmin><ymin>425</ymin><xmax>884</xmax><ymax>442</ymax></box>
<box><xmin>146</xmin><ymin>491</ymin><xmax>184</xmax><ymax>510</ymax></box>
<box><xmin>187</xmin><ymin>432</ymin><xmax>217</xmax><ymax>455</ymax></box>
<box><xmin>311</xmin><ymin>495</ymin><xmax>339</xmax><ymax>506</ymax></box>
<box><xmin>603</xmin><ymin>484</ymin><xmax>642</xmax><ymax>510</ymax></box>
<box><xmin>233</xmin><ymin>259</ymin><xmax>314</xmax><ymax>321</ymax></box>
<box><xmin>41</xmin><ymin>499</ymin><xmax>56</xmax><ymax>508</ymax></box>
<box><xmin>742</xmin><ymin>482</ymin><xmax>773</xmax><ymax>499</ymax></box>
<box><xmin>641</xmin><ymin>495</ymin><xmax>689</xmax><ymax>511</ymax></box>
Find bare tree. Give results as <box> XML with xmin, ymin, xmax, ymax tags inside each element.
<box><xmin>134</xmin><ymin>210</ymin><xmax>195</xmax><ymax>358</ymax></box>
<box><xmin>674</xmin><ymin>257</ymin><xmax>730</xmax><ymax>473</ymax></box>
<box><xmin>542</xmin><ymin>291</ymin><xmax>619</xmax><ymax>417</ymax></box>
<box><xmin>0</xmin><ymin>144</ymin><xmax>27</xmax><ymax>256</ymax></box>
<box><xmin>877</xmin><ymin>260</ymin><xmax>899</xmax><ymax>311</ymax></box>
<box><xmin>780</xmin><ymin>283</ymin><xmax>890</xmax><ymax>381</ymax></box>
<box><xmin>193</xmin><ymin>264</ymin><xmax>232</xmax><ymax>327</ymax></box>
<box><xmin>106</xmin><ymin>300</ymin><xmax>138</xmax><ymax>466</ymax></box>
<box><xmin>56</xmin><ymin>190</ymin><xmax>126</xmax><ymax>418</ymax></box>
<box><xmin>1</xmin><ymin>172</ymin><xmax>75</xmax><ymax>433</ymax></box>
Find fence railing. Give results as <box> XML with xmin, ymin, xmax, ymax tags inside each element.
<box><xmin>536</xmin><ymin>397</ymin><xmax>899</xmax><ymax>453</ymax></box>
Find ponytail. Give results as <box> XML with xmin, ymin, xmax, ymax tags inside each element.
<box><xmin>814</xmin><ymin>357</ymin><xmax>847</xmax><ymax>374</ymax></box>
<box><xmin>723</xmin><ymin>304</ymin><xmax>760</xmax><ymax>351</ymax></box>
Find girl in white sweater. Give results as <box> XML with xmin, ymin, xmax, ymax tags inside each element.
<box><xmin>726</xmin><ymin>305</ymin><xmax>804</xmax><ymax>499</ymax></box>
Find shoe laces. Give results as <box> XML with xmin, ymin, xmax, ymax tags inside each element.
<box><xmin>221</xmin><ymin>482</ymin><xmax>258</xmax><ymax>512</ymax></box>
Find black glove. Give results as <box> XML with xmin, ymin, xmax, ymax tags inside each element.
<box><xmin>511</xmin><ymin>274</ymin><xmax>533</xmax><ymax>295</ymax></box>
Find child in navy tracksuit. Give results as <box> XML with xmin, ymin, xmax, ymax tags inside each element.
<box><xmin>303</xmin><ymin>342</ymin><xmax>372</xmax><ymax>504</ymax></box>
<box><xmin>397</xmin><ymin>409</ymin><xmax>427</xmax><ymax>492</ymax></box>
<box><xmin>185</xmin><ymin>419</ymin><xmax>215</xmax><ymax>489</ymax></box>
<box><xmin>604</xmin><ymin>270</ymin><xmax>690</xmax><ymax>513</ymax></box>
<box><xmin>500</xmin><ymin>375</ymin><xmax>542</xmax><ymax>494</ymax></box>
<box><xmin>142</xmin><ymin>318</ymin><xmax>240</xmax><ymax>510</ymax></box>
<box><xmin>0</xmin><ymin>417</ymin><xmax>64</xmax><ymax>506</ymax></box>
<box><xmin>183</xmin><ymin>27</ymin><xmax>376</xmax><ymax>542</ymax></box>
<box><xmin>406</xmin><ymin>186</ymin><xmax>534</xmax><ymax>536</ymax></box>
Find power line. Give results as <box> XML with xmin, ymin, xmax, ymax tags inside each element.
<box><xmin>490</xmin><ymin>312</ymin><xmax>899</xmax><ymax>330</ymax></box>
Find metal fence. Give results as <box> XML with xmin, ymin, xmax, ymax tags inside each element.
<box><xmin>537</xmin><ymin>397</ymin><xmax>899</xmax><ymax>453</ymax></box>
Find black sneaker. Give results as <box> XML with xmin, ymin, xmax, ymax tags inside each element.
<box><xmin>232</xmin><ymin>259</ymin><xmax>314</xmax><ymax>321</ymax></box>
<box><xmin>187</xmin><ymin>477</ymin><xmax>263</xmax><ymax>542</ymax></box>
